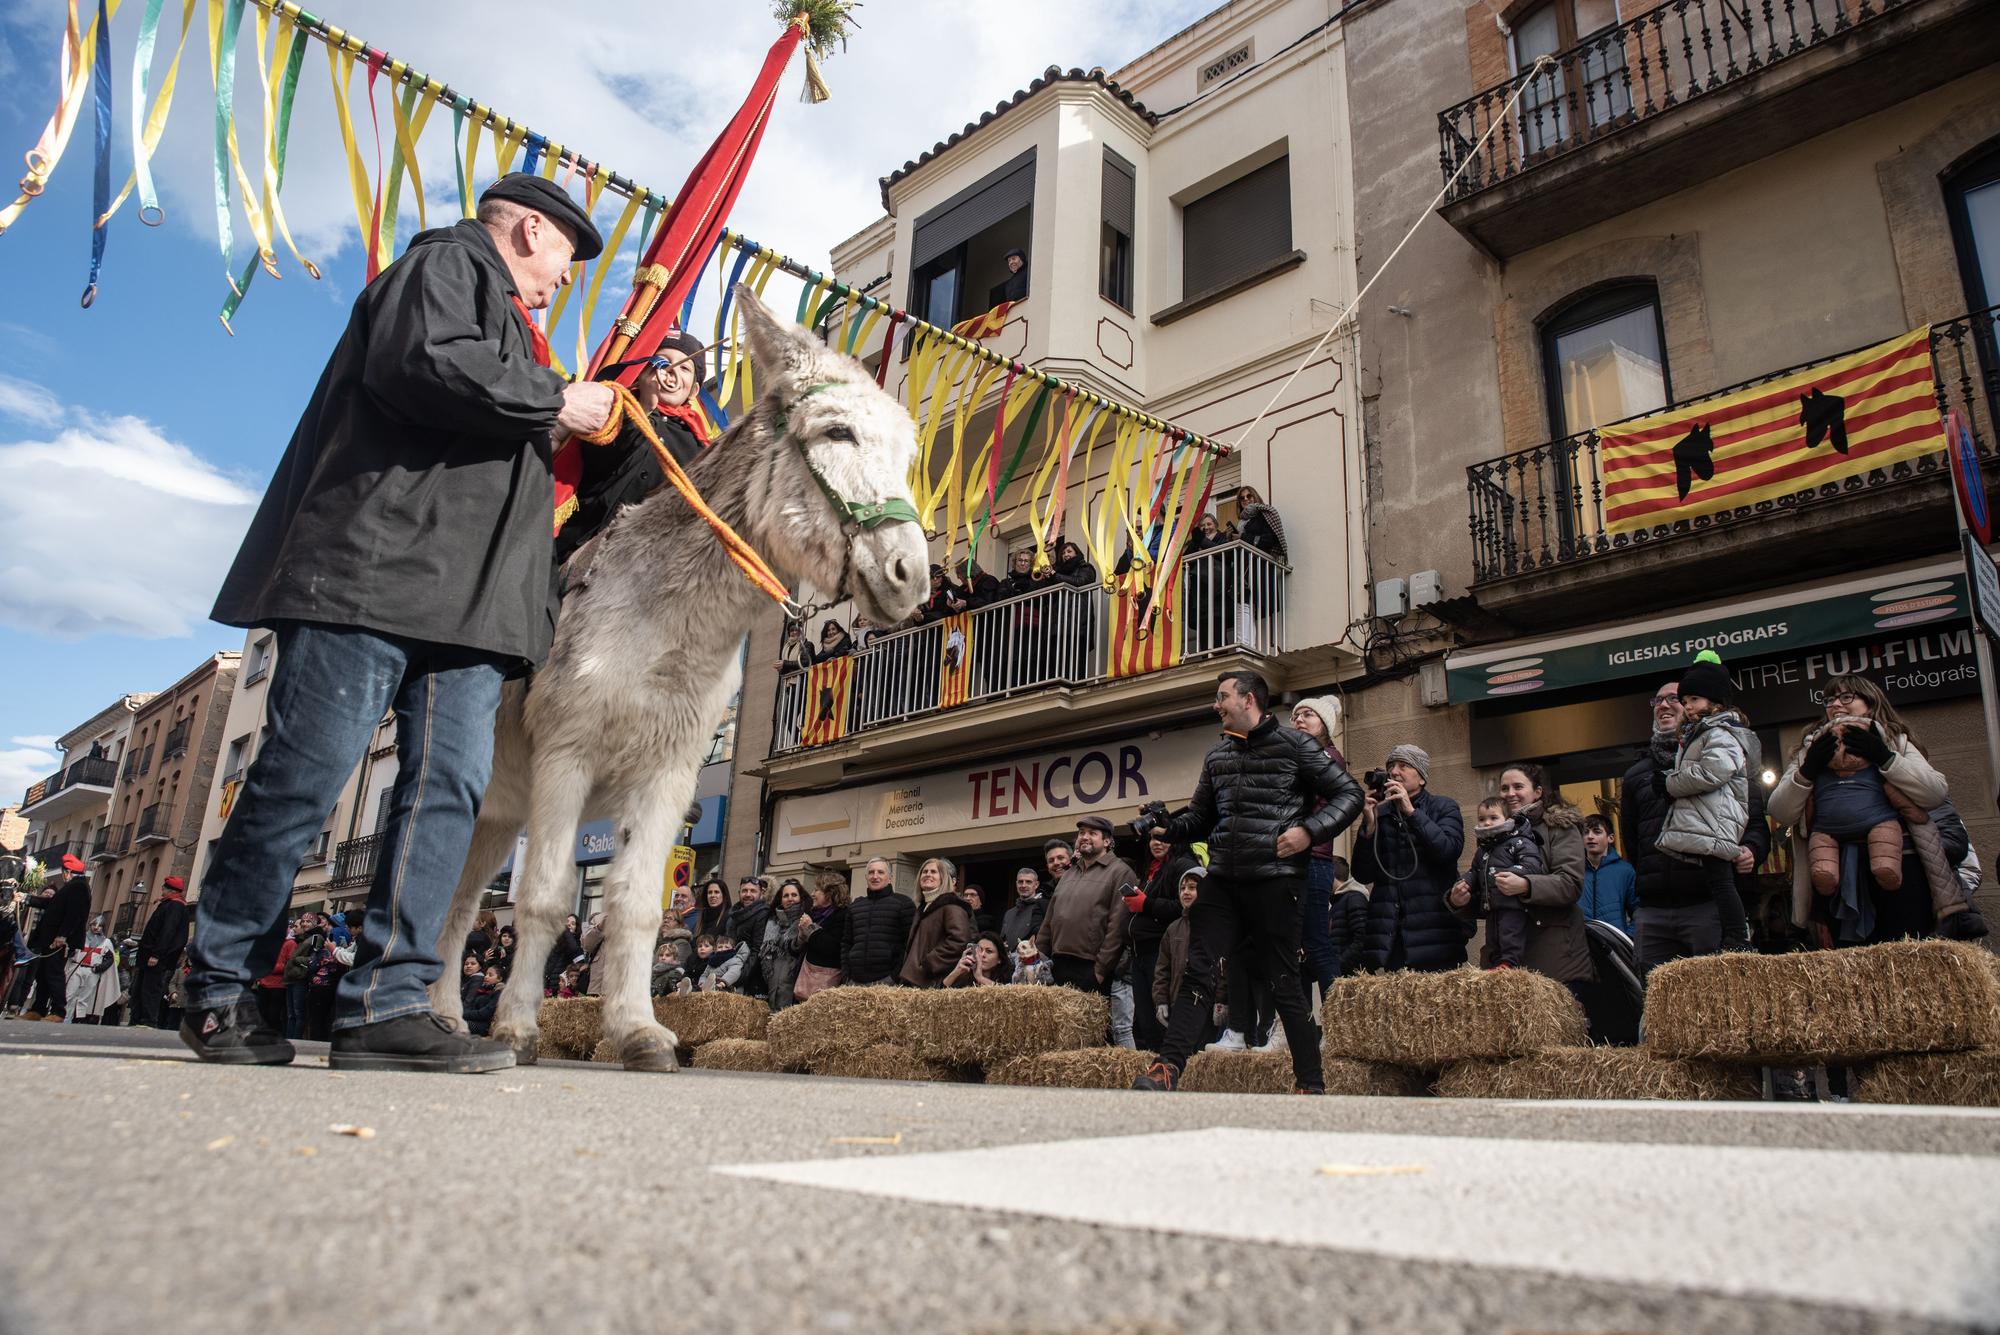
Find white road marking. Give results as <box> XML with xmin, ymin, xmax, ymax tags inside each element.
<box><xmin>1495</xmin><ymin>1097</ymin><xmax>2000</xmax><ymax>1119</ymax></box>
<box><xmin>718</xmin><ymin>1128</ymin><xmax>2000</xmax><ymax>1323</ymax></box>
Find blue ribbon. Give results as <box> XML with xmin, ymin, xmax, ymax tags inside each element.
<box><xmin>711</xmin><ymin>242</ymin><xmax>755</xmax><ymax>353</ymax></box>
<box><xmin>679</xmin><ymin>234</ymin><xmax>725</xmax><ymax>329</ymax></box>
<box><xmin>699</xmin><ymin>384</ymin><xmax>729</xmax><ymax>432</ymax></box>
<box><xmin>81</xmin><ymin>0</ymin><xmax>113</xmax><ymax>306</ymax></box>
<box><xmin>521</xmin><ymin>132</ymin><xmax>545</xmax><ymax>176</ymax></box>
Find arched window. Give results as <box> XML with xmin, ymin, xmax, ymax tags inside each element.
<box><xmin>1540</xmin><ymin>281</ymin><xmax>1671</xmax><ymax>440</ymax></box>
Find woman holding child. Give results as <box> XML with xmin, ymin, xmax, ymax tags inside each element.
<box><xmin>1449</xmin><ymin>763</ymin><xmax>1594</xmax><ymax>990</ymax></box>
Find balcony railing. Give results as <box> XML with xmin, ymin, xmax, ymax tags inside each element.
<box><xmin>122</xmin><ymin>744</ymin><xmax>154</xmax><ymax>784</ymax></box>
<box><xmin>162</xmin><ymin>718</ymin><xmax>190</xmax><ymax>759</ymax></box>
<box><xmin>90</xmin><ymin>824</ymin><xmax>131</xmax><ymax>862</ymax></box>
<box><xmin>19</xmin><ymin>754</ymin><xmax>120</xmax><ymax>809</ymax></box>
<box><xmin>332</xmin><ymin>833</ymin><xmax>385</xmax><ymax>889</ymax></box>
<box><xmin>135</xmin><ymin>803</ymin><xmax>169</xmax><ymax>845</ymax></box>
<box><xmin>1466</xmin><ymin>306</ymin><xmax>1999</xmax><ymax>582</ymax></box>
<box><xmin>1440</xmin><ymin>0</ymin><xmax>1905</xmax><ymax>204</ymax></box>
<box><xmin>771</xmin><ymin>545</ymin><xmax>1289</xmax><ymax>755</ymax></box>
<box><xmin>28</xmin><ymin>841</ymin><xmax>73</xmax><ymax>869</ymax></box>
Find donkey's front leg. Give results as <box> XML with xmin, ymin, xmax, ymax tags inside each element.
<box><xmin>598</xmin><ymin>785</ymin><xmax>684</xmax><ymax>1072</ymax></box>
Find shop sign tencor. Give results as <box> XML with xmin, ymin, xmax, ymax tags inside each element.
<box><xmin>771</xmin><ymin>726</ymin><xmax>1217</xmax><ymax>857</ymax></box>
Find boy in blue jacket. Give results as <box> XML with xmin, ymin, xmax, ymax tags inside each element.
<box><xmin>1580</xmin><ymin>815</ymin><xmax>1638</xmax><ymax>938</ymax></box>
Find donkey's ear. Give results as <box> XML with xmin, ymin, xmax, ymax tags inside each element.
<box><xmin>734</xmin><ymin>284</ymin><xmax>822</xmax><ymax>391</ymax></box>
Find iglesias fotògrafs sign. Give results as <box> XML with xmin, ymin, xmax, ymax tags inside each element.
<box><xmin>770</xmin><ymin>726</ymin><xmax>1217</xmax><ymax>857</ymax></box>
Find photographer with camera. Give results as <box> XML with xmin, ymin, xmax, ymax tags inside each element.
<box><xmin>1352</xmin><ymin>745</ymin><xmax>1469</xmax><ymax>974</ymax></box>
<box><xmin>1132</xmin><ymin>671</ymin><xmax>1362</xmax><ymax>1095</ymax></box>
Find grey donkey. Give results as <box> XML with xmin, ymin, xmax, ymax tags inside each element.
<box><xmin>428</xmin><ymin>287</ymin><xmax>929</xmax><ymax>1069</ymax></box>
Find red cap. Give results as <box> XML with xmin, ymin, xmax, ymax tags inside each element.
<box><xmin>60</xmin><ymin>853</ymin><xmax>85</xmax><ymax>872</ymax></box>
<box><xmin>163</xmin><ymin>875</ymin><xmax>185</xmax><ymax>892</ymax></box>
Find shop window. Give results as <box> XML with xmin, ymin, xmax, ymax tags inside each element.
<box><xmin>908</xmin><ymin>148</ymin><xmax>1036</xmax><ymax>327</ymax></box>
<box><xmin>1509</xmin><ymin>0</ymin><xmax>1630</xmax><ymax>156</ymax></box>
<box><xmin>1181</xmin><ymin>152</ymin><xmax>1291</xmax><ymax>303</ymax></box>
<box><xmin>1540</xmin><ymin>282</ymin><xmax>1670</xmax><ymax>440</ymax></box>
<box><xmin>1100</xmin><ymin>148</ymin><xmax>1136</xmax><ymax>312</ymax></box>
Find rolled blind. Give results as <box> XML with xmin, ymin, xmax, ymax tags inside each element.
<box><xmin>1181</xmin><ymin>155</ymin><xmax>1291</xmax><ymax>299</ymax></box>
<box><xmin>1102</xmin><ymin>148</ymin><xmax>1135</xmax><ymax>238</ymax></box>
<box><xmin>911</xmin><ymin>149</ymin><xmax>1038</xmax><ymax>270</ymax></box>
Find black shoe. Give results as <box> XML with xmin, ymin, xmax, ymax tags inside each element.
<box><xmin>1132</xmin><ymin>1060</ymin><xmax>1179</xmax><ymax>1092</ymax></box>
<box><xmin>330</xmin><ymin>1012</ymin><xmax>516</xmax><ymax>1074</ymax></box>
<box><xmin>1941</xmin><ymin>909</ymin><xmax>1990</xmax><ymax>941</ymax></box>
<box><xmin>181</xmin><ymin>995</ymin><xmax>295</xmax><ymax>1066</ymax></box>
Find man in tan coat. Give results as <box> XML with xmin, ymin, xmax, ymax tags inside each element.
<box><xmin>1036</xmin><ymin>816</ymin><xmax>1137</xmax><ymax>993</ymax></box>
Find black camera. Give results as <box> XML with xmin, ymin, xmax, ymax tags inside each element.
<box><xmin>1132</xmin><ymin>800</ymin><xmax>1170</xmax><ymax>838</ymax></box>
<box><xmin>1364</xmin><ymin>768</ymin><xmax>1390</xmax><ymax>800</ymax></box>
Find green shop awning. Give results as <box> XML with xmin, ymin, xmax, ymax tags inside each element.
<box><xmin>1445</xmin><ymin>559</ymin><xmax>1966</xmax><ymax>703</ymax></box>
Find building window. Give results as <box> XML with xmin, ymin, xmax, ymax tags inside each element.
<box><xmin>1510</xmin><ymin>0</ymin><xmax>1630</xmax><ymax>157</ymax></box>
<box><xmin>246</xmin><ymin>636</ymin><xmax>273</xmax><ymax>684</ymax></box>
<box><xmin>1100</xmin><ymin>148</ymin><xmax>1136</xmax><ymax>312</ymax></box>
<box><xmin>1540</xmin><ymin>282</ymin><xmax>1670</xmax><ymax>439</ymax></box>
<box><xmin>223</xmin><ymin>733</ymin><xmax>251</xmax><ymax>784</ymax></box>
<box><xmin>1181</xmin><ymin>152</ymin><xmax>1291</xmax><ymax>303</ymax></box>
<box><xmin>908</xmin><ymin>148</ymin><xmax>1036</xmax><ymax>327</ymax></box>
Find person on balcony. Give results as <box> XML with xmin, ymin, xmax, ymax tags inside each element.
<box><xmin>990</xmin><ymin>247</ymin><xmax>1029</xmax><ymax>306</ymax></box>
<box><xmin>909</xmin><ymin>565</ymin><xmax>969</xmax><ymax>624</ymax></box>
<box><xmin>803</xmin><ymin>620</ymin><xmax>855</xmax><ymax>666</ymax></box>
<box><xmin>1051</xmin><ymin>539</ymin><xmax>1097</xmax><ymax>588</ymax></box>
<box><xmin>960</xmin><ymin>558</ymin><xmax>1001</xmax><ymax>609</ymax></box>
<box><xmin>1233</xmin><ymin>486</ymin><xmax>1288</xmax><ymax>561</ymax></box>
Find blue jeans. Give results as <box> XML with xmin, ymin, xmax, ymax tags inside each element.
<box><xmin>187</xmin><ymin>623</ymin><xmax>505</xmax><ymax>1032</ymax></box>
<box><xmin>285</xmin><ymin>981</ymin><xmax>308</xmax><ymax>1040</ymax></box>
<box><xmin>1300</xmin><ymin>857</ymin><xmax>1337</xmax><ymax>994</ymax></box>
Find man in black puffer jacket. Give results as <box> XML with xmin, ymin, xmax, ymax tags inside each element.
<box><xmin>1134</xmin><ymin>671</ymin><xmax>1363</xmax><ymax>1094</ymax></box>
<box><xmin>841</xmin><ymin>858</ymin><xmax>915</xmax><ymax>985</ymax></box>
<box><xmin>1353</xmin><ymin>744</ymin><xmax>1470</xmax><ymax>973</ymax></box>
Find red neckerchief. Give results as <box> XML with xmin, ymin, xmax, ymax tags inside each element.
<box><xmin>509</xmin><ymin>295</ymin><xmax>551</xmax><ymax>368</ymax></box>
<box><xmin>653</xmin><ymin>399</ymin><xmax>711</xmax><ymax>444</ymax></box>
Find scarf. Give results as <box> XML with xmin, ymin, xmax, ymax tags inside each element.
<box><xmin>808</xmin><ymin>904</ymin><xmax>838</xmax><ymax>926</ymax></box>
<box><xmin>654</xmin><ymin>399</ymin><xmax>715</xmax><ymax>444</ymax></box>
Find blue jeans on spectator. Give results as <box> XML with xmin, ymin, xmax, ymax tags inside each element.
<box><xmin>186</xmin><ymin>622</ymin><xmax>506</xmax><ymax>1033</ymax></box>
<box><xmin>1300</xmin><ymin>857</ymin><xmax>1338</xmax><ymax>996</ymax></box>
<box><xmin>285</xmin><ymin>981</ymin><xmax>308</xmax><ymax>1040</ymax></box>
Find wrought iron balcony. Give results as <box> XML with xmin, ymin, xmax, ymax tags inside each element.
<box><xmin>90</xmin><ymin>824</ymin><xmax>131</xmax><ymax>862</ymax></box>
<box><xmin>135</xmin><ymin>803</ymin><xmax>170</xmax><ymax>845</ymax></box>
<box><xmin>770</xmin><ymin>545</ymin><xmax>1289</xmax><ymax>756</ymax></box>
<box><xmin>332</xmin><ymin>833</ymin><xmax>385</xmax><ymax>889</ymax></box>
<box><xmin>1436</xmin><ymin>0</ymin><xmax>1994</xmax><ymax>254</ymax></box>
<box><xmin>162</xmin><ymin>718</ymin><xmax>190</xmax><ymax>760</ymax></box>
<box><xmin>28</xmin><ymin>841</ymin><xmax>73</xmax><ymax>869</ymax></box>
<box><xmin>1465</xmin><ymin>306</ymin><xmax>1999</xmax><ymax>590</ymax></box>
<box><xmin>19</xmin><ymin>754</ymin><xmax>119</xmax><ymax>813</ymax></box>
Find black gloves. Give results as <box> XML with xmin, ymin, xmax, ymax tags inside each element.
<box><xmin>1800</xmin><ymin>728</ymin><xmax>1839</xmax><ymax>780</ymax></box>
<box><xmin>1841</xmin><ymin>723</ymin><xmax>1891</xmax><ymax>768</ymax></box>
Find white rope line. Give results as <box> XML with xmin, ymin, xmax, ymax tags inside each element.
<box><xmin>1223</xmin><ymin>54</ymin><xmax>1558</xmax><ymax>455</ymax></box>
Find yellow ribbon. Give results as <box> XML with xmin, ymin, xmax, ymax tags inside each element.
<box><xmin>249</xmin><ymin>4</ymin><xmax>315</xmax><ymax>279</ymax></box>
<box><xmin>209</xmin><ymin>0</ymin><xmax>277</xmax><ymax>284</ymax></box>
<box><xmin>492</xmin><ymin>121</ymin><xmax>527</xmax><ymax>176</ymax></box>
<box><xmin>737</xmin><ymin>251</ymin><xmax>782</xmax><ymax>407</ymax></box>
<box><xmin>325</xmin><ymin>44</ymin><xmax>375</xmax><ymax>249</ymax></box>
<box><xmin>459</xmin><ymin>112</ymin><xmax>484</xmax><ymax>218</ymax></box>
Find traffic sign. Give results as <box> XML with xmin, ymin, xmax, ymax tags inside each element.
<box><xmin>1963</xmin><ymin>528</ymin><xmax>2000</xmax><ymax>648</ymax></box>
<box><xmin>1947</xmin><ymin>409</ymin><xmax>1990</xmax><ymax>545</ymax></box>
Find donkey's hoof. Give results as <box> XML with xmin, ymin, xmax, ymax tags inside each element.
<box><xmin>510</xmin><ymin>1041</ymin><xmax>540</xmax><ymax>1067</ymax></box>
<box><xmin>620</xmin><ymin>1032</ymin><xmax>681</xmax><ymax>1073</ymax></box>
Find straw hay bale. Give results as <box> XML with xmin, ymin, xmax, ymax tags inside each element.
<box><xmin>1320</xmin><ymin>967</ymin><xmax>1587</xmax><ymax>1066</ymax></box>
<box><xmin>1436</xmin><ymin>1048</ymin><xmax>1761</xmax><ymax>1101</ymax></box>
<box><xmin>1181</xmin><ymin>1050</ymin><xmax>1295</xmax><ymax>1094</ymax></box>
<box><xmin>988</xmin><ymin>1048</ymin><xmax>1155</xmax><ymax>1090</ymax></box>
<box><xmin>1643</xmin><ymin>940</ymin><xmax>2000</xmax><ymax>1064</ymax></box>
<box><xmin>653</xmin><ymin>992</ymin><xmax>769</xmax><ymax>1046</ymax></box>
<box><xmin>903</xmin><ymin>985</ymin><xmax>1109</xmax><ymax>1066</ymax></box>
<box><xmin>690</xmin><ymin>1038</ymin><xmax>783</xmax><ymax>1073</ymax></box>
<box><xmin>535</xmin><ymin>997</ymin><xmax>602</xmax><ymax>1061</ymax></box>
<box><xmin>765</xmin><ymin>986</ymin><xmax>919</xmax><ymax>1067</ymax></box>
<box><xmin>808</xmin><ymin>1043</ymin><xmax>957</xmax><ymax>1082</ymax></box>
<box><xmin>1853</xmin><ymin>1048</ymin><xmax>2000</xmax><ymax>1106</ymax></box>
<box><xmin>1322</xmin><ymin>1058</ymin><xmax>1432</xmax><ymax>1097</ymax></box>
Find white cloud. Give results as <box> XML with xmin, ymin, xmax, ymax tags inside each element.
<box><xmin>0</xmin><ymin>745</ymin><xmax>59</xmax><ymax>806</ymax></box>
<box><xmin>0</xmin><ymin>375</ymin><xmax>62</xmax><ymax>428</ymax></box>
<box><xmin>10</xmin><ymin>736</ymin><xmax>59</xmax><ymax>750</ymax></box>
<box><xmin>0</xmin><ymin>387</ymin><xmax>258</xmax><ymax>639</ymax></box>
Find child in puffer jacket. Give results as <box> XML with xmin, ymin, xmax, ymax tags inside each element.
<box><xmin>694</xmin><ymin>933</ymin><xmax>748</xmax><ymax>992</ymax></box>
<box><xmin>1657</xmin><ymin>651</ymin><xmax>1754</xmax><ymax>948</ymax></box>
<box><xmin>1466</xmin><ymin>798</ymin><xmax>1545</xmax><ymax>969</ymax></box>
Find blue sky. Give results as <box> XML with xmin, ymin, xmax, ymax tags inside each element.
<box><xmin>0</xmin><ymin>0</ymin><xmax>1217</xmax><ymax>800</ymax></box>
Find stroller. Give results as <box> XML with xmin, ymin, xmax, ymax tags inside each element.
<box><xmin>1582</xmin><ymin>918</ymin><xmax>1645</xmax><ymax>1046</ymax></box>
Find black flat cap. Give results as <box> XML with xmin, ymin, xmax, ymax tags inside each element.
<box><xmin>479</xmin><ymin>173</ymin><xmax>603</xmax><ymax>261</ymax></box>
<box><xmin>1075</xmin><ymin>815</ymin><xmax>1114</xmax><ymax>835</ymax></box>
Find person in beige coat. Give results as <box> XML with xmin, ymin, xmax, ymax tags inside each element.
<box><xmin>1766</xmin><ymin>674</ymin><xmax>1986</xmax><ymax>944</ymax></box>
<box><xmin>1450</xmin><ymin>764</ymin><xmax>1595</xmax><ymax>986</ymax></box>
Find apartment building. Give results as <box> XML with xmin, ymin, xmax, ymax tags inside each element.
<box><xmin>19</xmin><ymin>694</ymin><xmax>152</xmax><ymax>875</ymax></box>
<box><xmin>1340</xmin><ymin>0</ymin><xmax>2000</xmax><ymax>917</ymax></box>
<box><xmin>94</xmin><ymin>655</ymin><xmax>238</xmax><ymax>934</ymax></box>
<box><xmin>725</xmin><ymin>0</ymin><xmax>1370</xmax><ymax>894</ymax></box>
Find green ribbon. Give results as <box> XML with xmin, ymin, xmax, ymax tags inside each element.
<box><xmin>970</xmin><ymin>381</ymin><xmax>1053</xmax><ymax>550</ymax></box>
<box><xmin>219</xmin><ymin>19</ymin><xmax>306</xmax><ymax>328</ymax></box>
<box><xmin>129</xmin><ymin>0</ymin><xmax>168</xmax><ymax>224</ymax></box>
<box><xmin>451</xmin><ymin>97</ymin><xmax>470</xmax><ymax>216</ymax></box>
<box><xmin>209</xmin><ymin>0</ymin><xmax>247</xmax><ymax>292</ymax></box>
<box><xmin>379</xmin><ymin>80</ymin><xmax>421</xmax><ymax>259</ymax></box>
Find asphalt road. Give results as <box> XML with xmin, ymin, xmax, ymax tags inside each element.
<box><xmin>2</xmin><ymin>1018</ymin><xmax>1995</xmax><ymax>1335</ymax></box>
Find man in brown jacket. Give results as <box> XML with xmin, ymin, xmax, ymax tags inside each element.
<box><xmin>1036</xmin><ymin>816</ymin><xmax>1137</xmax><ymax>993</ymax></box>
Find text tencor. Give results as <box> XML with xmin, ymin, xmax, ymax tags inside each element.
<box><xmin>965</xmin><ymin>746</ymin><xmax>1153</xmax><ymax>822</ymax></box>
<box><xmin>1605</xmin><ymin>621</ymin><xmax>1791</xmax><ymax>668</ymax></box>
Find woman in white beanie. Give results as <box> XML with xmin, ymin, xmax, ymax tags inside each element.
<box><xmin>1291</xmin><ymin>695</ymin><xmax>1351</xmax><ymax>998</ymax></box>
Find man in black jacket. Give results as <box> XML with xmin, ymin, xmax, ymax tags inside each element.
<box><xmin>1353</xmin><ymin>744</ymin><xmax>1470</xmax><ymax>973</ymax></box>
<box><xmin>1135</xmin><ymin>671</ymin><xmax>1363</xmax><ymax>1094</ymax></box>
<box><xmin>185</xmin><ymin>174</ymin><xmax>611</xmax><ymax>1074</ymax></box>
<box><xmin>134</xmin><ymin>875</ymin><xmax>191</xmax><ymax>1029</ymax></box>
<box><xmin>728</xmin><ymin>878</ymin><xmax>774</xmax><ymax>996</ymax></box>
<box><xmin>842</xmin><ymin>858</ymin><xmax>916</xmax><ymax>985</ymax></box>
<box><xmin>25</xmin><ymin>855</ymin><xmax>91</xmax><ymax>1021</ymax></box>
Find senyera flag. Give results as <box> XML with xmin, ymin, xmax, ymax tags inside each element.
<box><xmin>800</xmin><ymin>657</ymin><xmax>853</xmax><ymax>748</ymax></box>
<box><xmin>1600</xmin><ymin>325</ymin><xmax>1944</xmax><ymax>534</ymax></box>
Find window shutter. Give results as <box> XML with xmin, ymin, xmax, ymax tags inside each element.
<box><xmin>910</xmin><ymin>149</ymin><xmax>1037</xmax><ymax>270</ymax></box>
<box><xmin>1181</xmin><ymin>155</ymin><xmax>1292</xmax><ymax>300</ymax></box>
<box><xmin>1102</xmin><ymin>149</ymin><xmax>1135</xmax><ymax>238</ymax></box>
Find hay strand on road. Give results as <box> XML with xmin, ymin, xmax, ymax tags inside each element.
<box><xmin>1436</xmin><ymin>1048</ymin><xmax>1761</xmax><ymax>1100</ymax></box>
<box><xmin>1643</xmin><ymin>940</ymin><xmax>2000</xmax><ymax>1064</ymax></box>
<box><xmin>1853</xmin><ymin>1048</ymin><xmax>2000</xmax><ymax>1106</ymax></box>
<box><xmin>1321</xmin><ymin>967</ymin><xmax>1587</xmax><ymax>1066</ymax></box>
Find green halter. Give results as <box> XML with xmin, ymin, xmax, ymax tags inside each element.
<box><xmin>775</xmin><ymin>382</ymin><xmax>921</xmax><ymax>530</ymax></box>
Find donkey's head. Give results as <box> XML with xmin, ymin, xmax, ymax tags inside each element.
<box><xmin>733</xmin><ymin>286</ymin><xmax>928</xmax><ymax>626</ymax></box>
